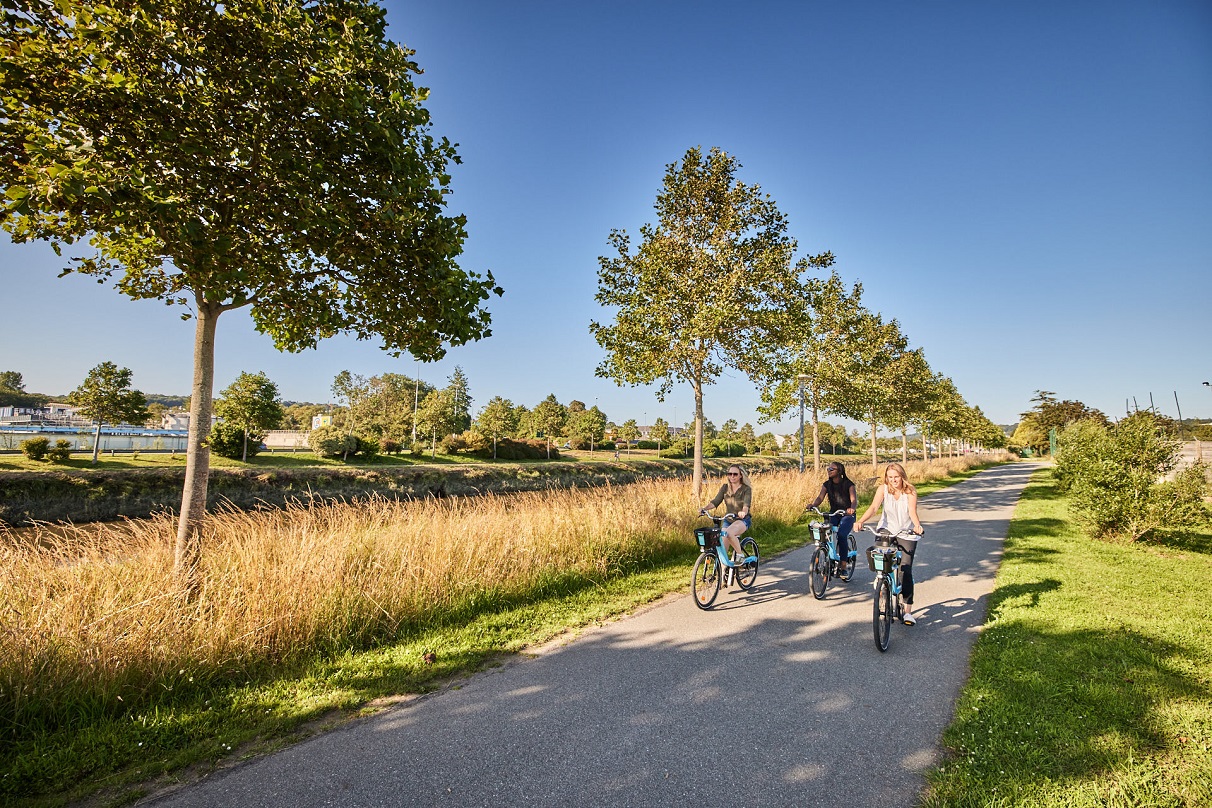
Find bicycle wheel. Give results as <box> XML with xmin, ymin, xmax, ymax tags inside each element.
<box><xmin>692</xmin><ymin>552</ymin><xmax>721</xmax><ymax>609</ymax></box>
<box><xmin>809</xmin><ymin>546</ymin><xmax>829</xmax><ymax>600</ymax></box>
<box><xmin>839</xmin><ymin>534</ymin><xmax>857</xmax><ymax>582</ymax></box>
<box><xmin>736</xmin><ymin>538</ymin><xmax>759</xmax><ymax>590</ymax></box>
<box><xmin>873</xmin><ymin>575</ymin><xmax>893</xmax><ymax>652</ymax></box>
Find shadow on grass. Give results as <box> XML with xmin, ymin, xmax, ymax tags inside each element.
<box><xmin>1144</xmin><ymin>526</ymin><xmax>1212</xmax><ymax>556</ymax></box>
<box><xmin>931</xmin><ymin>619</ymin><xmax>1210</xmax><ymax>806</ymax></box>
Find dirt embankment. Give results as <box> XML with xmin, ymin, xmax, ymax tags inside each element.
<box><xmin>0</xmin><ymin>457</ymin><xmax>798</xmax><ymax>527</ymax></box>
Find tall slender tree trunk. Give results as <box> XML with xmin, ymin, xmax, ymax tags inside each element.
<box><xmin>810</xmin><ymin>385</ymin><xmax>821</xmax><ymax>472</ymax></box>
<box><xmin>692</xmin><ymin>380</ymin><xmax>705</xmax><ymax>498</ymax></box>
<box><xmin>923</xmin><ymin>427</ymin><xmax>930</xmax><ymax>461</ymax></box>
<box><xmin>175</xmin><ymin>301</ymin><xmax>221</xmax><ymax>590</ymax></box>
<box><xmin>91</xmin><ymin>421</ymin><xmax>102</xmax><ymax>464</ymax></box>
<box><xmin>869</xmin><ymin>411</ymin><xmax>878</xmax><ymax>470</ymax></box>
<box><xmin>901</xmin><ymin>426</ymin><xmax>908</xmax><ymax>463</ymax></box>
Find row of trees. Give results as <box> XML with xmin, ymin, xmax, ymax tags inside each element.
<box><xmin>590</xmin><ymin>146</ymin><xmax>1005</xmax><ymax>495</ymax></box>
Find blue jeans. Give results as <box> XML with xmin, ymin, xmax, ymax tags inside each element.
<box><xmin>830</xmin><ymin>514</ymin><xmax>856</xmax><ymax>558</ymax></box>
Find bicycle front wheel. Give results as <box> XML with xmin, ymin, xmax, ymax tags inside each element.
<box><xmin>873</xmin><ymin>575</ymin><xmax>893</xmax><ymax>652</ymax></box>
<box><xmin>692</xmin><ymin>552</ymin><xmax>721</xmax><ymax>609</ymax></box>
<box><xmin>736</xmin><ymin>537</ymin><xmax>759</xmax><ymax>590</ymax></box>
<box><xmin>810</xmin><ymin>546</ymin><xmax>829</xmax><ymax>600</ymax></box>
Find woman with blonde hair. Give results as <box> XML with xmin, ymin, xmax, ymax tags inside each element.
<box><xmin>856</xmin><ymin>462</ymin><xmax>924</xmax><ymax>624</ymax></box>
<box><xmin>700</xmin><ymin>464</ymin><xmax>752</xmax><ymax>564</ymax></box>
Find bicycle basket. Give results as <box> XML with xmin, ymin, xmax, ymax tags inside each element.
<box><xmin>695</xmin><ymin>527</ymin><xmax>721</xmax><ymax>549</ymax></box>
<box><xmin>866</xmin><ymin>545</ymin><xmax>898</xmax><ymax>573</ymax></box>
<box><xmin>810</xmin><ymin>522</ymin><xmax>831</xmax><ymax>544</ymax></box>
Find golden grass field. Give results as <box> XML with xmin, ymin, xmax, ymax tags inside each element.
<box><xmin>0</xmin><ymin>455</ymin><xmax>999</xmax><ymax>718</ymax></box>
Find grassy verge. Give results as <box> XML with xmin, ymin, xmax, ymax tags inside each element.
<box><xmin>2</xmin><ymin>456</ymin><xmax>1005</xmax><ymax>807</ymax></box>
<box><xmin>922</xmin><ymin>467</ymin><xmax>1212</xmax><ymax>808</ymax></box>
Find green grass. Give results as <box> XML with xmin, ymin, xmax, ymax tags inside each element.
<box><xmin>2</xmin><ymin>461</ymin><xmax>994</xmax><ymax>807</ymax></box>
<box><xmin>922</xmin><ymin>468</ymin><xmax>1212</xmax><ymax>808</ymax></box>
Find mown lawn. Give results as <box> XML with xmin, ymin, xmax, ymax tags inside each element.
<box><xmin>922</xmin><ymin>467</ymin><xmax>1212</xmax><ymax>808</ymax></box>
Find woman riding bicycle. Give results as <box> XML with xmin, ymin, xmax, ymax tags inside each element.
<box><xmin>855</xmin><ymin>462</ymin><xmax>924</xmax><ymax>625</ymax></box>
<box><xmin>807</xmin><ymin>461</ymin><xmax>857</xmax><ymax>574</ymax></box>
<box><xmin>700</xmin><ymin>464</ymin><xmax>752</xmax><ymax>563</ymax></box>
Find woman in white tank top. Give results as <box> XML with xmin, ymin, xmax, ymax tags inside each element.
<box><xmin>855</xmin><ymin>462</ymin><xmax>924</xmax><ymax>624</ymax></box>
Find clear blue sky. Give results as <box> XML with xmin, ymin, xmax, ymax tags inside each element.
<box><xmin>2</xmin><ymin>1</ymin><xmax>1210</xmax><ymax>434</ymax></box>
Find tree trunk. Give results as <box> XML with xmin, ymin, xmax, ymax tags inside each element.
<box><xmin>241</xmin><ymin>424</ymin><xmax>248</xmax><ymax>462</ymax></box>
<box><xmin>869</xmin><ymin>411</ymin><xmax>878</xmax><ymax>470</ymax></box>
<box><xmin>923</xmin><ymin>427</ymin><xmax>930</xmax><ymax>461</ymax></box>
<box><xmin>692</xmin><ymin>380</ymin><xmax>705</xmax><ymax>498</ymax></box>
<box><xmin>901</xmin><ymin>426</ymin><xmax>908</xmax><ymax>463</ymax></box>
<box><xmin>810</xmin><ymin>386</ymin><xmax>821</xmax><ymax>472</ymax></box>
<box><xmin>175</xmin><ymin>301</ymin><xmax>221</xmax><ymax>590</ymax></box>
<box><xmin>91</xmin><ymin>421</ymin><xmax>102</xmax><ymax>464</ymax></box>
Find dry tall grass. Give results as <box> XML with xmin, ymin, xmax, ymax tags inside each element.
<box><xmin>0</xmin><ymin>454</ymin><xmax>1003</xmax><ymax>731</ymax></box>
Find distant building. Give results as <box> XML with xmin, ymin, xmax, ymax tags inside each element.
<box><xmin>312</xmin><ymin>414</ymin><xmax>334</xmax><ymax>429</ymax></box>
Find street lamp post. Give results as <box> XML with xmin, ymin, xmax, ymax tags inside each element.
<box><xmin>797</xmin><ymin>374</ymin><xmax>809</xmax><ymax>473</ymax></box>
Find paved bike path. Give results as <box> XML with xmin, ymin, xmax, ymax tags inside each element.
<box><xmin>150</xmin><ymin>462</ymin><xmax>1042</xmax><ymax>808</ymax></box>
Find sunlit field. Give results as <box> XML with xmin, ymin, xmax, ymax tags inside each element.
<box><xmin>1</xmin><ymin>454</ymin><xmax>1001</xmax><ymax>802</ymax></box>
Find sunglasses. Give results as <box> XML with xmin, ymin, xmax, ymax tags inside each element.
<box><xmin>727</xmin><ymin>472</ymin><xmax>740</xmax><ymax>477</ymax></box>
<box><xmin>827</xmin><ymin>467</ymin><xmax>838</xmax><ymax>473</ymax></box>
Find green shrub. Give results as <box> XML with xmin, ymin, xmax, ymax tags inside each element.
<box><xmin>635</xmin><ymin>440</ymin><xmax>658</xmax><ymax>450</ymax></box>
<box><xmin>658</xmin><ymin>439</ymin><xmax>693</xmax><ymax>458</ymax></box>
<box><xmin>409</xmin><ymin>441</ymin><xmax>426</xmax><ymax>458</ymax></box>
<box><xmin>19</xmin><ymin>437</ymin><xmax>49</xmax><ymax>460</ymax></box>
<box><xmin>1055</xmin><ymin>412</ymin><xmax>1209</xmax><ymax>542</ymax></box>
<box><xmin>355</xmin><ymin>436</ymin><xmax>380</xmax><ymax>460</ymax></box>
<box><xmin>471</xmin><ymin>438</ymin><xmax>555</xmax><ymax>460</ymax></box>
<box><xmin>46</xmin><ymin>440</ymin><xmax>73</xmax><ymax>463</ymax></box>
<box><xmin>379</xmin><ymin>438</ymin><xmax>402</xmax><ymax>455</ymax></box>
<box><xmin>308</xmin><ymin>426</ymin><xmax>358</xmax><ymax>458</ymax></box>
<box><xmin>208</xmin><ymin>421</ymin><xmax>267</xmax><ymax>460</ymax></box>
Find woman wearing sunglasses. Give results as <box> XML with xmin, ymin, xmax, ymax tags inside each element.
<box><xmin>700</xmin><ymin>464</ymin><xmax>753</xmax><ymax>563</ymax></box>
<box><xmin>806</xmin><ymin>461</ymin><xmax>858</xmax><ymax>574</ymax></box>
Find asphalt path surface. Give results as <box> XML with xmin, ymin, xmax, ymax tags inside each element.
<box><xmin>150</xmin><ymin>462</ymin><xmax>1042</xmax><ymax>808</ymax></box>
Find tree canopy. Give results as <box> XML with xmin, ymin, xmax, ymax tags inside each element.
<box><xmin>68</xmin><ymin>362</ymin><xmax>149</xmax><ymax>463</ymax></box>
<box><xmin>591</xmin><ymin>146</ymin><xmax>809</xmax><ymax>495</ymax></box>
<box><xmin>1</xmin><ymin>0</ymin><xmax>500</xmax><ymax>583</ymax></box>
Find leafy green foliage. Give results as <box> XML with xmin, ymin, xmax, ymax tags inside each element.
<box><xmin>46</xmin><ymin>439</ymin><xmax>72</xmax><ymax>463</ymax></box>
<box><xmin>308</xmin><ymin>426</ymin><xmax>357</xmax><ymax>459</ymax></box>
<box><xmin>19</xmin><ymin>436</ymin><xmax>49</xmax><ymax>460</ymax></box>
<box><xmin>1055</xmin><ymin>412</ymin><xmax>1209</xmax><ymax>541</ymax></box>
<box><xmin>1</xmin><ymin>0</ymin><xmax>501</xmax><ymax>576</ymax></box>
<box><xmin>208</xmin><ymin>421</ymin><xmax>266</xmax><ymax>461</ymax></box>
<box><xmin>0</xmin><ymin>370</ymin><xmax>46</xmax><ymax>409</ymax></box>
<box><xmin>591</xmin><ymin>146</ymin><xmax>811</xmax><ymax>494</ymax></box>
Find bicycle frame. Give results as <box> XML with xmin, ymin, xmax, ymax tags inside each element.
<box><xmin>862</xmin><ymin>525</ymin><xmax>915</xmax><ymax>652</ymax></box>
<box><xmin>807</xmin><ymin>507</ymin><xmax>856</xmax><ymax>599</ymax></box>
<box><xmin>692</xmin><ymin>513</ymin><xmax>760</xmax><ymax>610</ymax></box>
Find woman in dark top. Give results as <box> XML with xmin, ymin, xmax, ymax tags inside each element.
<box><xmin>807</xmin><ymin>461</ymin><xmax>857</xmax><ymax>574</ymax></box>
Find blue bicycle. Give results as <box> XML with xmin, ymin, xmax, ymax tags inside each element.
<box><xmin>806</xmin><ymin>506</ymin><xmax>857</xmax><ymax>599</ymax></box>
<box><xmin>692</xmin><ymin>513</ymin><xmax>760</xmax><ymax>609</ymax></box>
<box><xmin>861</xmin><ymin>525</ymin><xmax>920</xmax><ymax>652</ymax></box>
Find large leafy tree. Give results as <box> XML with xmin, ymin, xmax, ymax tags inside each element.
<box><xmin>881</xmin><ymin>347</ymin><xmax>934</xmax><ymax>462</ymax></box>
<box><xmin>591</xmin><ymin>146</ymin><xmax>808</xmax><ymax>495</ymax></box>
<box><xmin>532</xmin><ymin>394</ymin><xmax>566</xmax><ymax>459</ymax></box>
<box><xmin>474</xmin><ymin>396</ymin><xmax>517</xmax><ymax>459</ymax></box>
<box><xmin>68</xmin><ymin>362</ymin><xmax>150</xmax><ymax>463</ymax></box>
<box><xmin>757</xmin><ymin>265</ymin><xmax>864</xmax><ymax>471</ymax></box>
<box><xmin>829</xmin><ymin>311</ymin><xmax>909</xmax><ymax>469</ymax></box>
<box><xmin>0</xmin><ymin>0</ymin><xmax>500</xmax><ymax>584</ymax></box>
<box><xmin>213</xmin><ymin>371</ymin><xmax>283</xmax><ymax>461</ymax></box>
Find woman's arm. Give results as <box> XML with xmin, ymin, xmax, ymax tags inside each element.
<box><xmin>855</xmin><ymin>485</ymin><xmax>884</xmax><ymax>530</ymax></box>
<box><xmin>907</xmin><ymin>492</ymin><xmax>923</xmax><ymax>534</ymax></box>
<box><xmin>738</xmin><ymin>486</ymin><xmax>752</xmax><ymax>519</ymax></box>
<box><xmin>808</xmin><ymin>483</ymin><xmax>828</xmax><ymax>509</ymax></box>
<box><xmin>846</xmin><ymin>483</ymin><xmax>858</xmax><ymax>514</ymax></box>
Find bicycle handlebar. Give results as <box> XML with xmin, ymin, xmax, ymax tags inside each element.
<box><xmin>806</xmin><ymin>506</ymin><xmax>846</xmax><ymax>518</ymax></box>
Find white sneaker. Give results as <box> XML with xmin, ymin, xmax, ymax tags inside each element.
<box><xmin>902</xmin><ymin>610</ymin><xmax>917</xmax><ymax>626</ymax></box>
